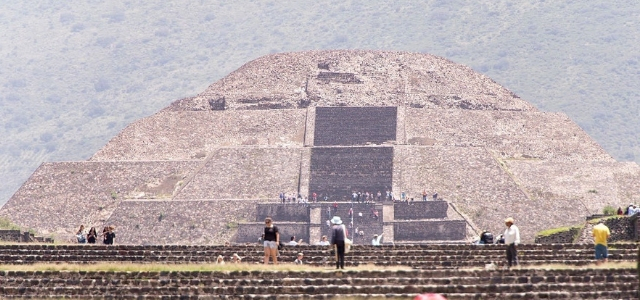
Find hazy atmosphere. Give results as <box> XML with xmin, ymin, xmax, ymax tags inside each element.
<box><xmin>1</xmin><ymin>1</ymin><xmax>639</xmax><ymax>206</ymax></box>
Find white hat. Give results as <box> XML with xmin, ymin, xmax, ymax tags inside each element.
<box><xmin>331</xmin><ymin>216</ymin><xmax>343</xmax><ymax>225</ymax></box>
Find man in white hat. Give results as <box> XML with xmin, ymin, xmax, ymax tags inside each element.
<box><xmin>503</xmin><ymin>217</ymin><xmax>520</xmax><ymax>268</ymax></box>
<box><xmin>330</xmin><ymin>216</ymin><xmax>348</xmax><ymax>269</ymax></box>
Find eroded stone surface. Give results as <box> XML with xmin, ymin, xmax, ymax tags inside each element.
<box><xmin>2</xmin><ymin>50</ymin><xmax>640</xmax><ymax>245</ymax></box>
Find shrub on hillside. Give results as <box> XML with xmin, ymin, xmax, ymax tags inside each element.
<box><xmin>602</xmin><ymin>205</ymin><xmax>616</xmax><ymax>215</ymax></box>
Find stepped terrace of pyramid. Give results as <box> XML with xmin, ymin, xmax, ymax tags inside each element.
<box><xmin>2</xmin><ymin>50</ymin><xmax>639</xmax><ymax>245</ymax></box>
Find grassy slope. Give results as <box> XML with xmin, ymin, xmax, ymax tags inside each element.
<box><xmin>0</xmin><ymin>0</ymin><xmax>639</xmax><ymax>205</ymax></box>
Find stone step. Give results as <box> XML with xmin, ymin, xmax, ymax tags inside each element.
<box><xmin>0</xmin><ymin>252</ymin><xmax>632</xmax><ymax>262</ymax></box>
<box><xmin>0</xmin><ymin>282</ymin><xmax>636</xmax><ymax>297</ymax></box>
<box><xmin>1</xmin><ymin>268</ymin><xmax>634</xmax><ymax>280</ymax></box>
<box><xmin>0</xmin><ymin>246</ymin><xmax>635</xmax><ymax>256</ymax></box>
<box><xmin>0</xmin><ymin>256</ymin><xmax>635</xmax><ymax>267</ymax></box>
<box><xmin>2</xmin><ymin>274</ymin><xmax>636</xmax><ymax>287</ymax></box>
<box><xmin>0</xmin><ymin>244</ymin><xmax>636</xmax><ymax>251</ymax></box>
<box><xmin>217</xmin><ymin>291</ymin><xmax>638</xmax><ymax>300</ymax></box>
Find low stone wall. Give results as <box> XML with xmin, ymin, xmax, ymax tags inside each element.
<box><xmin>394</xmin><ymin>201</ymin><xmax>448</xmax><ymax>220</ymax></box>
<box><xmin>0</xmin><ymin>230</ymin><xmax>53</xmax><ymax>243</ymax></box>
<box><xmin>394</xmin><ymin>220</ymin><xmax>466</xmax><ymax>241</ymax></box>
<box><xmin>255</xmin><ymin>204</ymin><xmax>309</xmax><ymax>222</ymax></box>
<box><xmin>604</xmin><ymin>216</ymin><xmax>636</xmax><ymax>242</ymax></box>
<box><xmin>0</xmin><ymin>230</ymin><xmax>28</xmax><ymax>242</ymax></box>
<box><xmin>536</xmin><ymin>216</ymin><xmax>639</xmax><ymax>244</ymax></box>
<box><xmin>629</xmin><ymin>214</ymin><xmax>639</xmax><ymax>241</ymax></box>
<box><xmin>235</xmin><ymin>223</ymin><xmax>310</xmax><ymax>244</ymax></box>
<box><xmin>534</xmin><ymin>227</ymin><xmax>580</xmax><ymax>244</ymax></box>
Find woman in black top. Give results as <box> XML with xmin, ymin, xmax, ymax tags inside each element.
<box><xmin>263</xmin><ymin>217</ymin><xmax>280</xmax><ymax>265</ymax></box>
<box><xmin>102</xmin><ymin>226</ymin><xmax>109</xmax><ymax>244</ymax></box>
<box><xmin>104</xmin><ymin>226</ymin><xmax>116</xmax><ymax>245</ymax></box>
<box><xmin>87</xmin><ymin>227</ymin><xmax>97</xmax><ymax>244</ymax></box>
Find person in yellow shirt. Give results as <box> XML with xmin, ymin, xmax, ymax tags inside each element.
<box><xmin>592</xmin><ymin>220</ymin><xmax>611</xmax><ymax>265</ymax></box>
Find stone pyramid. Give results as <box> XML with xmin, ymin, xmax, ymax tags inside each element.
<box><xmin>2</xmin><ymin>50</ymin><xmax>639</xmax><ymax>244</ymax></box>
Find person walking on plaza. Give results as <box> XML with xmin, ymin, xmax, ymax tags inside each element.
<box><xmin>263</xmin><ymin>217</ymin><xmax>280</xmax><ymax>265</ymax></box>
<box><xmin>330</xmin><ymin>216</ymin><xmax>348</xmax><ymax>270</ymax></box>
<box><xmin>503</xmin><ymin>217</ymin><xmax>520</xmax><ymax>268</ymax></box>
<box><xmin>592</xmin><ymin>220</ymin><xmax>611</xmax><ymax>265</ymax></box>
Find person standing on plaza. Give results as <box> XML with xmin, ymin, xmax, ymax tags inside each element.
<box><xmin>87</xmin><ymin>227</ymin><xmax>98</xmax><ymax>244</ymax></box>
<box><xmin>592</xmin><ymin>220</ymin><xmax>611</xmax><ymax>265</ymax></box>
<box><xmin>503</xmin><ymin>217</ymin><xmax>520</xmax><ymax>268</ymax></box>
<box><xmin>76</xmin><ymin>225</ymin><xmax>87</xmax><ymax>243</ymax></box>
<box><xmin>263</xmin><ymin>217</ymin><xmax>280</xmax><ymax>265</ymax></box>
<box><xmin>104</xmin><ymin>226</ymin><xmax>116</xmax><ymax>245</ymax></box>
<box><xmin>330</xmin><ymin>216</ymin><xmax>348</xmax><ymax>269</ymax></box>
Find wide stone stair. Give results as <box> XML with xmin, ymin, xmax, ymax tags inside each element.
<box><xmin>0</xmin><ymin>268</ymin><xmax>637</xmax><ymax>299</ymax></box>
<box><xmin>319</xmin><ymin>202</ymin><xmax>384</xmax><ymax>245</ymax></box>
<box><xmin>0</xmin><ymin>244</ymin><xmax>637</xmax><ymax>299</ymax></box>
<box><xmin>0</xmin><ymin>244</ymin><xmax>637</xmax><ymax>267</ymax></box>
<box><xmin>313</xmin><ymin>106</ymin><xmax>397</xmax><ymax>146</ymax></box>
<box><xmin>309</xmin><ymin>147</ymin><xmax>394</xmax><ymax>201</ymax></box>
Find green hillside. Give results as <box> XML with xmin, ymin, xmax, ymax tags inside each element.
<box><xmin>1</xmin><ymin>0</ymin><xmax>639</xmax><ymax>205</ymax></box>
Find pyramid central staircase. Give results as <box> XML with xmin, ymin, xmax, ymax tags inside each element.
<box><xmin>236</xmin><ymin>106</ymin><xmax>469</xmax><ymax>245</ymax></box>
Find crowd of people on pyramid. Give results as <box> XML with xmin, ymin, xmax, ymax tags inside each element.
<box><xmin>278</xmin><ymin>188</ymin><xmax>442</xmax><ymax>205</ymax></box>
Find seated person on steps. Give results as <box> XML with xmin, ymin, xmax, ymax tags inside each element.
<box><xmin>288</xmin><ymin>235</ymin><xmax>304</xmax><ymax>246</ymax></box>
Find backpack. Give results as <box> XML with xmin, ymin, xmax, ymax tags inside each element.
<box><xmin>482</xmin><ymin>232</ymin><xmax>494</xmax><ymax>244</ymax></box>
